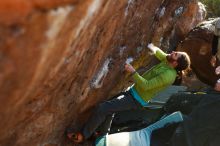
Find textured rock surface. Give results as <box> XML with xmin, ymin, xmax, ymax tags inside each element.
<box><xmin>0</xmin><ymin>0</ymin><xmax>205</xmax><ymax>146</ymax></box>
<box><xmin>177</xmin><ymin>18</ymin><xmax>220</xmax><ymax>87</ymax></box>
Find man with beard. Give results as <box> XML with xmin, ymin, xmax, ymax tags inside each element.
<box><xmin>67</xmin><ymin>43</ymin><xmax>191</xmax><ymax>143</ymax></box>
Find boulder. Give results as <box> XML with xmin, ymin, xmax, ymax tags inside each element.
<box><xmin>0</xmin><ymin>0</ymin><xmax>205</xmax><ymax>145</ymax></box>
<box><xmin>177</xmin><ymin>18</ymin><xmax>220</xmax><ymax>87</ymax></box>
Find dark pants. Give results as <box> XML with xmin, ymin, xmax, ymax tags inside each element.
<box><xmin>82</xmin><ymin>91</ymin><xmax>142</xmax><ymax>139</ymax></box>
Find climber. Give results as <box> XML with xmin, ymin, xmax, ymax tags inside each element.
<box><xmin>66</xmin><ymin>43</ymin><xmax>191</xmax><ymax>143</ymax></box>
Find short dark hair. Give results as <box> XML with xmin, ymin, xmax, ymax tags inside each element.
<box><xmin>175</xmin><ymin>52</ymin><xmax>191</xmax><ymax>72</ymax></box>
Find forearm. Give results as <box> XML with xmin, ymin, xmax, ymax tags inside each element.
<box><xmin>155</xmin><ymin>48</ymin><xmax>167</xmax><ymax>61</ymax></box>
<box><xmin>148</xmin><ymin>43</ymin><xmax>160</xmax><ymax>54</ymax></box>
<box><xmin>147</xmin><ymin>43</ymin><xmax>167</xmax><ymax>61</ymax></box>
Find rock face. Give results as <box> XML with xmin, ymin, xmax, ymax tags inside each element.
<box><xmin>0</xmin><ymin>0</ymin><xmax>205</xmax><ymax>146</ymax></box>
<box><xmin>177</xmin><ymin>18</ymin><xmax>220</xmax><ymax>87</ymax></box>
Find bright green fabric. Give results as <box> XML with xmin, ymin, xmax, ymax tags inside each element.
<box><xmin>132</xmin><ymin>48</ymin><xmax>177</xmax><ymax>102</ymax></box>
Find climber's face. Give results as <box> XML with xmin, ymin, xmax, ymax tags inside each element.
<box><xmin>167</xmin><ymin>51</ymin><xmax>182</xmax><ymax>63</ymax></box>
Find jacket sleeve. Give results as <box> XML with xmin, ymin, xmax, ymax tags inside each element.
<box><xmin>154</xmin><ymin>48</ymin><xmax>168</xmax><ymax>61</ymax></box>
<box><xmin>132</xmin><ymin>70</ymin><xmax>176</xmax><ymax>91</ymax></box>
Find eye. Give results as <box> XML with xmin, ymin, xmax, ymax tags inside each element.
<box><xmin>175</xmin><ymin>52</ymin><xmax>179</xmax><ymax>57</ymax></box>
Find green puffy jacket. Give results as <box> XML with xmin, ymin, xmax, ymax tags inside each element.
<box><xmin>132</xmin><ymin>48</ymin><xmax>177</xmax><ymax>102</ymax></box>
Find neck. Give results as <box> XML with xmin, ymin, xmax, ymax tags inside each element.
<box><xmin>167</xmin><ymin>61</ymin><xmax>176</xmax><ymax>68</ymax></box>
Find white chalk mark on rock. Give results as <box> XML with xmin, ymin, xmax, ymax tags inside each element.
<box><xmin>91</xmin><ymin>58</ymin><xmax>111</xmax><ymax>88</ymax></box>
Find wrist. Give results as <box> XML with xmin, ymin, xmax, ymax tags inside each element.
<box><xmin>147</xmin><ymin>43</ymin><xmax>158</xmax><ymax>54</ymax></box>
<box><xmin>131</xmin><ymin>70</ymin><xmax>137</xmax><ymax>75</ymax></box>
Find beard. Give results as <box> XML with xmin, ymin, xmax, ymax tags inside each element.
<box><xmin>166</xmin><ymin>55</ymin><xmax>176</xmax><ymax>63</ymax></box>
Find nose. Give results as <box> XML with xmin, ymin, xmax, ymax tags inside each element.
<box><xmin>171</xmin><ymin>51</ymin><xmax>176</xmax><ymax>56</ymax></box>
